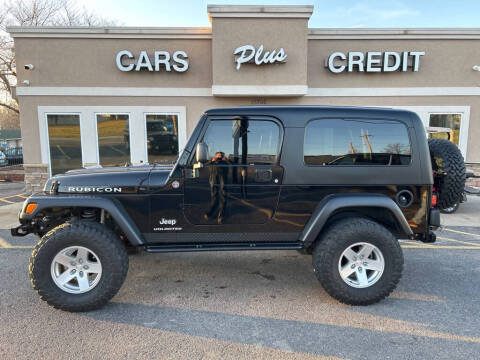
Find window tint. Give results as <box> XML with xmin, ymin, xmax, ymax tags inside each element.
<box><xmin>201</xmin><ymin>119</ymin><xmax>280</xmax><ymax>165</ymax></box>
<box><xmin>145</xmin><ymin>114</ymin><xmax>179</xmax><ymax>164</ymax></box>
<box><xmin>304</xmin><ymin>119</ymin><xmax>411</xmax><ymax>166</ymax></box>
<box><xmin>47</xmin><ymin>114</ymin><xmax>82</xmax><ymax>175</ymax></box>
<box><xmin>96</xmin><ymin>114</ymin><xmax>130</xmax><ymax>167</ymax></box>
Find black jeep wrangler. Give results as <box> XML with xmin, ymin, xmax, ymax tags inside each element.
<box><xmin>14</xmin><ymin>106</ymin><xmax>460</xmax><ymax>312</ymax></box>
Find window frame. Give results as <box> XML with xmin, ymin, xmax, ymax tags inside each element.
<box><xmin>303</xmin><ymin>117</ymin><xmax>413</xmax><ymax>168</ymax></box>
<box><xmin>188</xmin><ymin>116</ymin><xmax>284</xmax><ymax>166</ymax></box>
<box><xmin>44</xmin><ymin>112</ymin><xmax>83</xmax><ymax>177</ymax></box>
<box><xmin>94</xmin><ymin>112</ymin><xmax>132</xmax><ymax>167</ymax></box>
<box><xmin>38</xmin><ymin>106</ymin><xmax>187</xmax><ymax>173</ymax></box>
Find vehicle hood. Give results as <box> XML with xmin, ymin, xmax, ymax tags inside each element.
<box><xmin>43</xmin><ymin>165</ymin><xmax>173</xmax><ymax>194</ymax></box>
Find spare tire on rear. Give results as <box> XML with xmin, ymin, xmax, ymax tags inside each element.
<box><xmin>428</xmin><ymin>138</ymin><xmax>466</xmax><ymax>209</ymax></box>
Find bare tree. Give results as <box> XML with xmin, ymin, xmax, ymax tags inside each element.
<box><xmin>0</xmin><ymin>0</ymin><xmax>116</xmax><ymax>118</ymax></box>
<box><xmin>383</xmin><ymin>142</ymin><xmax>409</xmax><ymax>154</ymax></box>
<box><xmin>0</xmin><ymin>107</ymin><xmax>21</xmax><ymax>129</ymax></box>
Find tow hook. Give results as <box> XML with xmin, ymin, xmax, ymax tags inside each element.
<box><xmin>421</xmin><ymin>232</ymin><xmax>437</xmax><ymax>243</ymax></box>
<box><xmin>10</xmin><ymin>225</ymin><xmax>31</xmax><ymax>237</ymax></box>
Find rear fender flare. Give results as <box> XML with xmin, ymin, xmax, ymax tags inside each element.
<box><xmin>299</xmin><ymin>194</ymin><xmax>413</xmax><ymax>247</ymax></box>
<box><xmin>20</xmin><ymin>195</ymin><xmax>144</xmax><ymax>246</ymax></box>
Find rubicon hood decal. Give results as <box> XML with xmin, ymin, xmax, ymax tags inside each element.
<box><xmin>59</xmin><ymin>186</ymin><xmax>127</xmax><ymax>193</ymax></box>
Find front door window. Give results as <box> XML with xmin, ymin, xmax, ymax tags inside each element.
<box><xmin>202</xmin><ymin>119</ymin><xmax>280</xmax><ymax>165</ymax></box>
<box><xmin>184</xmin><ymin>118</ymin><xmax>283</xmax><ymax>226</ymax></box>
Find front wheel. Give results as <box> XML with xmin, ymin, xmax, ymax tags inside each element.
<box><xmin>313</xmin><ymin>217</ymin><xmax>404</xmax><ymax>305</ymax></box>
<box><xmin>29</xmin><ymin>221</ymin><xmax>129</xmax><ymax>312</ymax></box>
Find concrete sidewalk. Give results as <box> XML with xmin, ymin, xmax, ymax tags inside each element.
<box><xmin>440</xmin><ymin>195</ymin><xmax>480</xmax><ymax>227</ymax></box>
<box><xmin>0</xmin><ymin>202</ymin><xmax>23</xmax><ymax>229</ymax></box>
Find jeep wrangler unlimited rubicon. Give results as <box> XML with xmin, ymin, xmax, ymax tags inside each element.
<box><xmin>13</xmin><ymin>106</ymin><xmax>451</xmax><ymax>312</ymax></box>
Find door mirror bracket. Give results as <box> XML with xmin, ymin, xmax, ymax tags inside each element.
<box><xmin>196</xmin><ymin>142</ymin><xmax>208</xmax><ymax>164</ymax></box>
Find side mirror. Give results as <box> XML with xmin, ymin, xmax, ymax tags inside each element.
<box><xmin>196</xmin><ymin>142</ymin><xmax>208</xmax><ymax>163</ymax></box>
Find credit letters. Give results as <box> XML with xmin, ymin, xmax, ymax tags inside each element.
<box><xmin>327</xmin><ymin>51</ymin><xmax>425</xmax><ymax>73</ymax></box>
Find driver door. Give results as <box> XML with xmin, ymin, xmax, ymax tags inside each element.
<box><xmin>183</xmin><ymin>116</ymin><xmax>284</xmax><ymax>226</ymax></box>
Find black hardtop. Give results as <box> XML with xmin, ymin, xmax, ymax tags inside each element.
<box><xmin>204</xmin><ymin>105</ymin><xmax>420</xmax><ymax>128</ymax></box>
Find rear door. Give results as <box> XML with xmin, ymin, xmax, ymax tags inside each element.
<box><xmin>183</xmin><ymin>116</ymin><xmax>284</xmax><ymax>226</ymax></box>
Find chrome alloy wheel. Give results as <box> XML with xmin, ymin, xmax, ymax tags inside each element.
<box><xmin>338</xmin><ymin>242</ymin><xmax>385</xmax><ymax>288</ymax></box>
<box><xmin>50</xmin><ymin>246</ymin><xmax>102</xmax><ymax>294</ymax></box>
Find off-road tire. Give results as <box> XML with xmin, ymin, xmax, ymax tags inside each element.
<box><xmin>29</xmin><ymin>221</ymin><xmax>129</xmax><ymax>312</ymax></box>
<box><xmin>428</xmin><ymin>138</ymin><xmax>466</xmax><ymax>209</ymax></box>
<box><xmin>312</xmin><ymin>217</ymin><xmax>404</xmax><ymax>305</ymax></box>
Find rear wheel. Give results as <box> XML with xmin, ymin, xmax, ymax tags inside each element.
<box><xmin>312</xmin><ymin>217</ymin><xmax>403</xmax><ymax>305</ymax></box>
<box><xmin>440</xmin><ymin>202</ymin><xmax>460</xmax><ymax>214</ymax></box>
<box><xmin>29</xmin><ymin>221</ymin><xmax>128</xmax><ymax>312</ymax></box>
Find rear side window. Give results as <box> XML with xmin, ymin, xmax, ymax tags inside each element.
<box><xmin>304</xmin><ymin>119</ymin><xmax>411</xmax><ymax>166</ymax></box>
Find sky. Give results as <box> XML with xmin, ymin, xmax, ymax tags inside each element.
<box><xmin>75</xmin><ymin>0</ymin><xmax>480</xmax><ymax>28</ymax></box>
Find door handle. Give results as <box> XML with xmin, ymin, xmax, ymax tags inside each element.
<box><xmin>255</xmin><ymin>168</ymin><xmax>272</xmax><ymax>182</ymax></box>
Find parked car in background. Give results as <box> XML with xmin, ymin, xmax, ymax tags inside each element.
<box><xmin>0</xmin><ymin>150</ymin><xmax>7</xmax><ymax>167</ymax></box>
<box><xmin>5</xmin><ymin>147</ymin><xmax>23</xmax><ymax>166</ymax></box>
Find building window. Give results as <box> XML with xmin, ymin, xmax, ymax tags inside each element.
<box><xmin>201</xmin><ymin>119</ymin><xmax>281</xmax><ymax>165</ymax></box>
<box><xmin>428</xmin><ymin>114</ymin><xmax>461</xmax><ymax>146</ymax></box>
<box><xmin>145</xmin><ymin>114</ymin><xmax>179</xmax><ymax>164</ymax></box>
<box><xmin>96</xmin><ymin>114</ymin><xmax>130</xmax><ymax>167</ymax></box>
<box><xmin>304</xmin><ymin>119</ymin><xmax>411</xmax><ymax>166</ymax></box>
<box><xmin>47</xmin><ymin>114</ymin><xmax>82</xmax><ymax>175</ymax></box>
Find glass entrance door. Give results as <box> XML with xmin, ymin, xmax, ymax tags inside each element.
<box><xmin>144</xmin><ymin>114</ymin><xmax>179</xmax><ymax>165</ymax></box>
<box><xmin>46</xmin><ymin>114</ymin><xmax>83</xmax><ymax>176</ymax></box>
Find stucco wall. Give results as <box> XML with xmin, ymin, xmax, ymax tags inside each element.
<box><xmin>212</xmin><ymin>18</ymin><xmax>308</xmax><ymax>86</ymax></box>
<box><xmin>307</xmin><ymin>39</ymin><xmax>480</xmax><ymax>87</ymax></box>
<box><xmin>14</xmin><ymin>38</ymin><xmax>212</xmax><ymax>88</ymax></box>
<box><xmin>14</xmin><ymin>36</ymin><xmax>480</xmax><ymax>90</ymax></box>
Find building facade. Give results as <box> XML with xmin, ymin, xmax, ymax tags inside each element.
<box><xmin>8</xmin><ymin>5</ymin><xmax>480</xmax><ymax>193</ymax></box>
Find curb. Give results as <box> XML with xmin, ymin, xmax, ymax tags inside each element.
<box><xmin>465</xmin><ymin>186</ymin><xmax>480</xmax><ymax>195</ymax></box>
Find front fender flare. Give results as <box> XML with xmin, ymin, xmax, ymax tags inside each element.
<box><xmin>19</xmin><ymin>195</ymin><xmax>145</xmax><ymax>246</ymax></box>
<box><xmin>299</xmin><ymin>194</ymin><xmax>413</xmax><ymax>247</ymax></box>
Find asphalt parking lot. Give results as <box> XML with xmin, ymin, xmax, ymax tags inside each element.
<box><xmin>0</xmin><ymin>195</ymin><xmax>479</xmax><ymax>359</ymax></box>
<box><xmin>0</xmin><ymin>181</ymin><xmax>26</xmax><ymax>206</ymax></box>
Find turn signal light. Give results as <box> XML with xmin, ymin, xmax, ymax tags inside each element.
<box><xmin>25</xmin><ymin>203</ymin><xmax>37</xmax><ymax>214</ymax></box>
